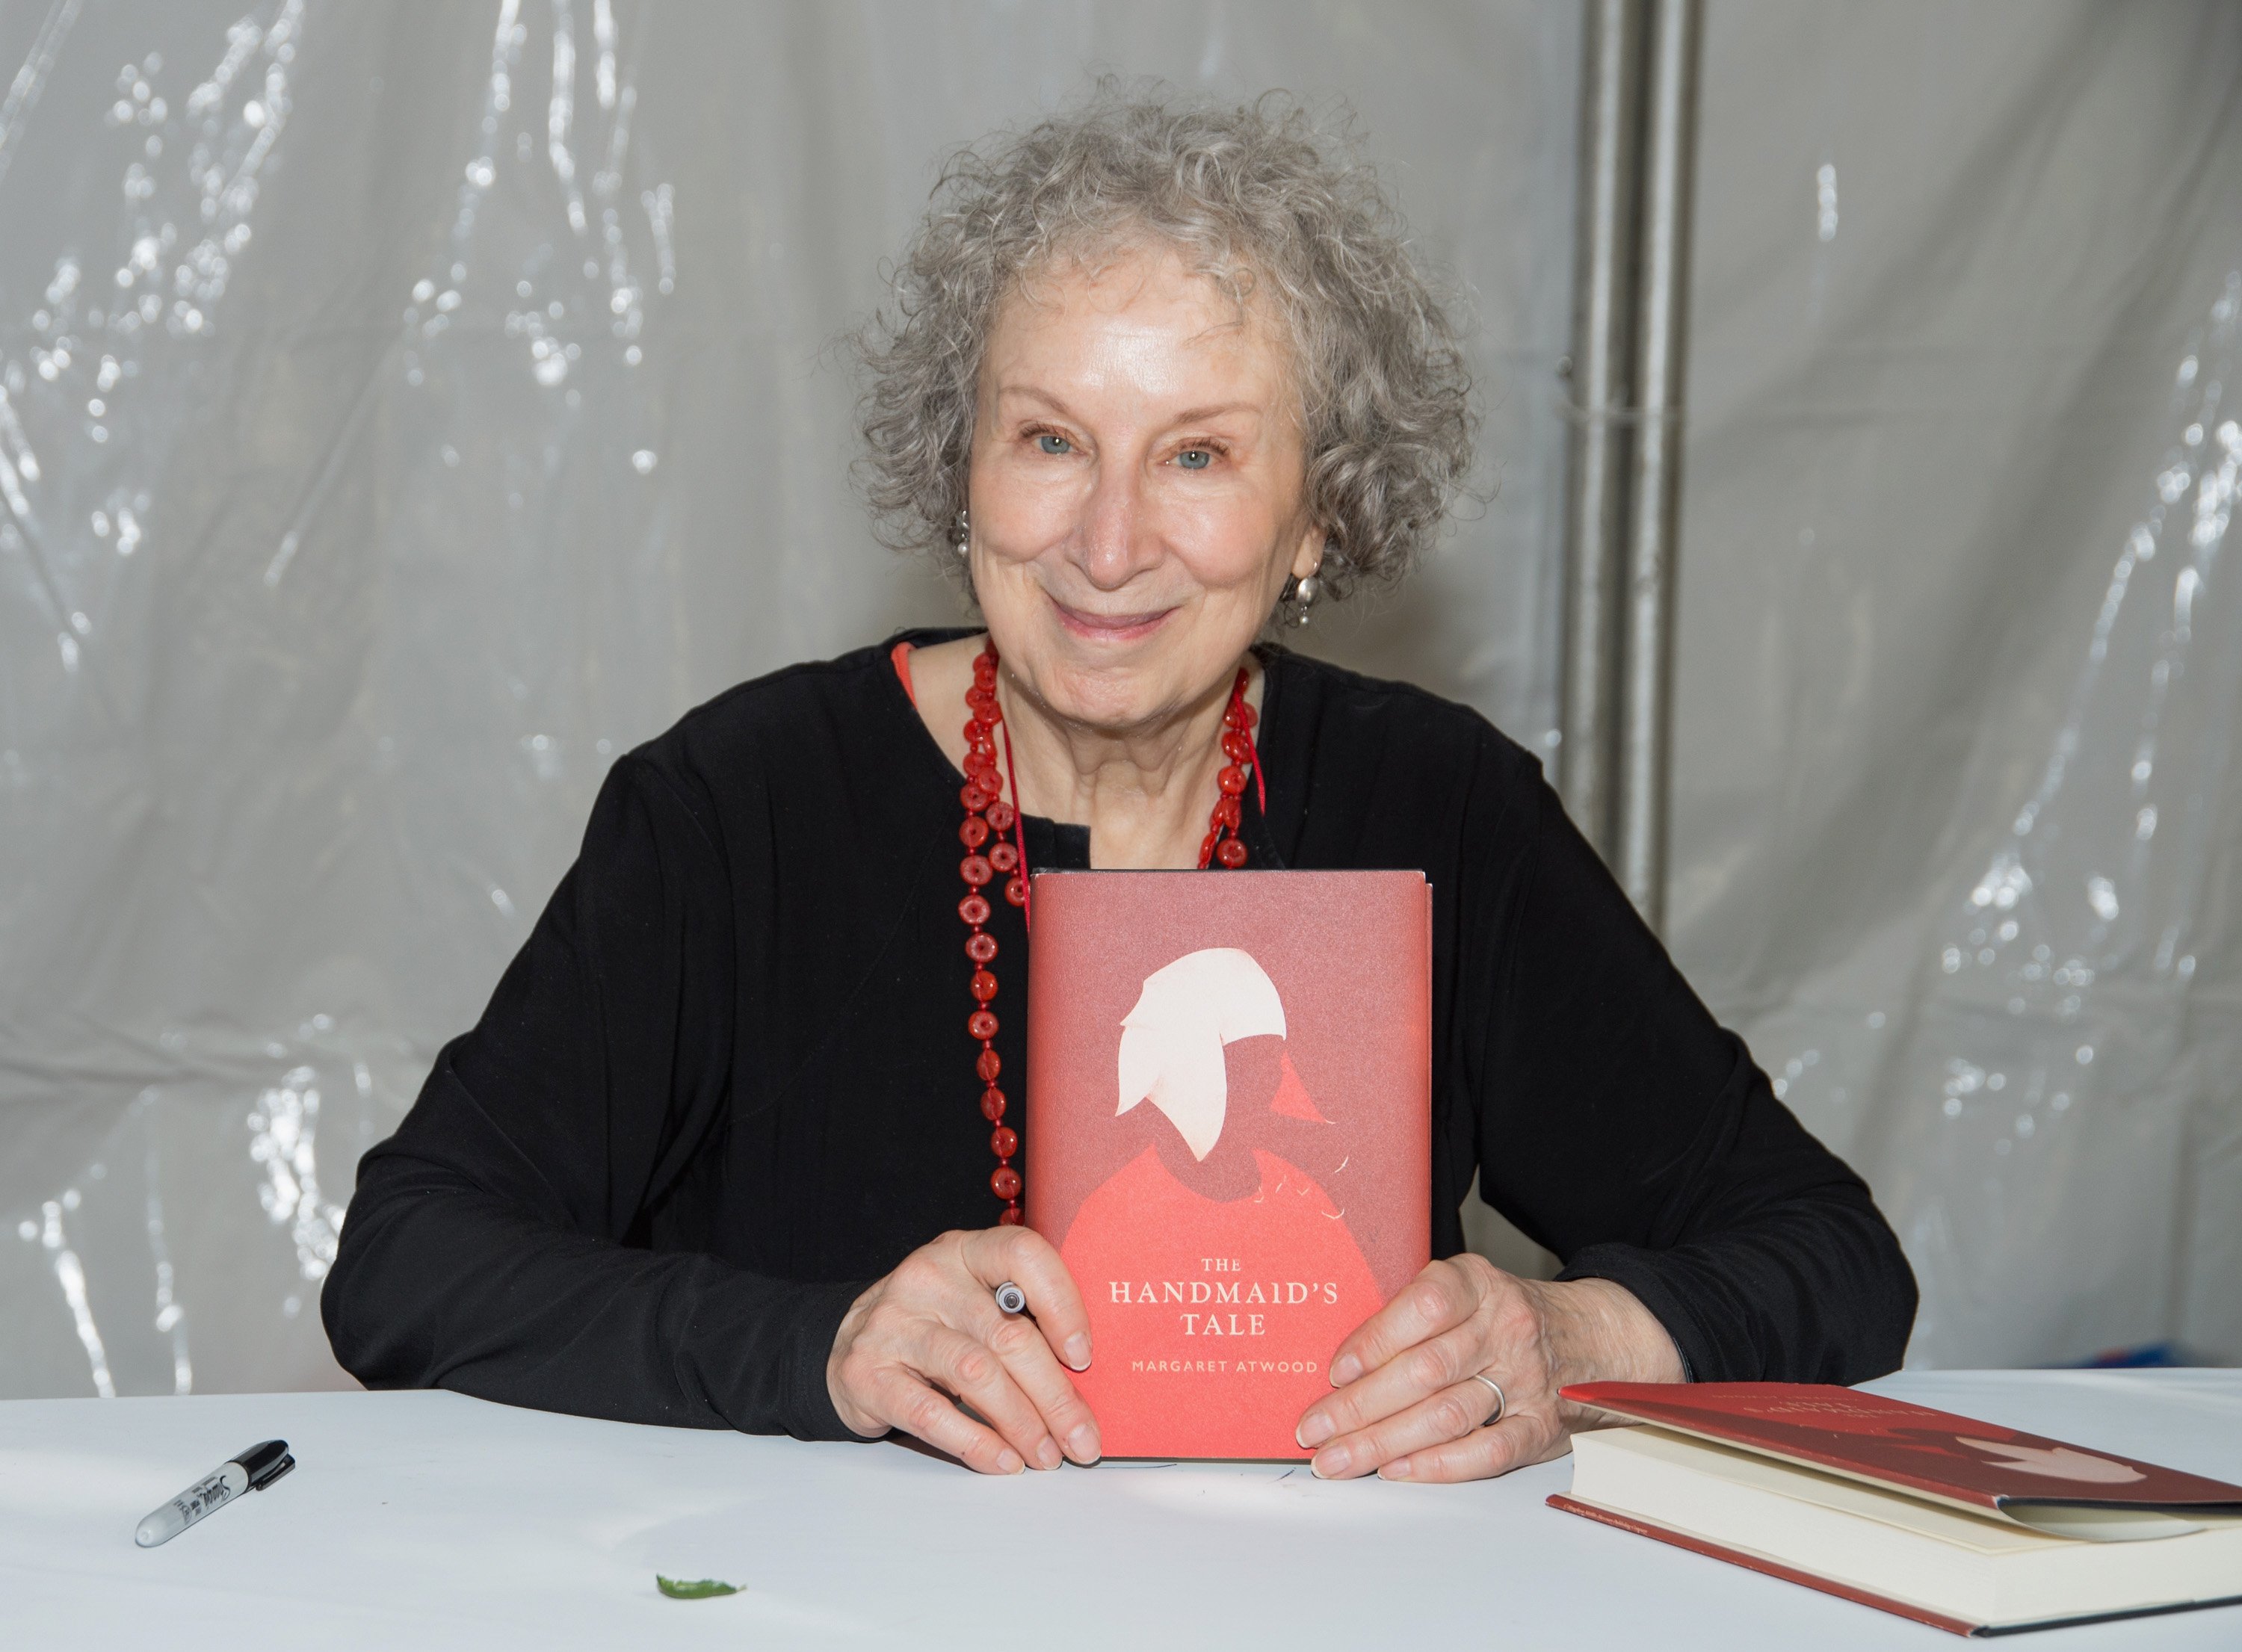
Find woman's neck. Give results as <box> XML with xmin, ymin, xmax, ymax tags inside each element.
<box><xmin>906</xmin><ymin>631</ymin><xmax>1263</xmax><ymax>870</ymax></box>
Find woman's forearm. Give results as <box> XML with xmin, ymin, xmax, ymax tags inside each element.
<box><xmin>324</xmin><ymin>1135</ymin><xmax>863</xmax><ymax>1439</ymax></box>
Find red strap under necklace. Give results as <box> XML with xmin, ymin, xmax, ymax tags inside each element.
<box><xmin>955</xmin><ymin>638</ymin><xmax>1263</xmax><ymax>1223</ymax></box>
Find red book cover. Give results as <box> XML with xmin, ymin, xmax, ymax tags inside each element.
<box><xmin>1560</xmin><ymin>1382</ymin><xmax>2242</xmax><ymax>1516</ymax></box>
<box><xmin>1025</xmin><ymin>870</ymin><xmax>1432</xmax><ymax>1460</ymax></box>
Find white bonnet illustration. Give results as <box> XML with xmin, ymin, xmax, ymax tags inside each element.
<box><xmin>1955</xmin><ymin>1438</ymin><xmax>2147</xmax><ymax>1485</ymax></box>
<box><xmin>1117</xmin><ymin>948</ymin><xmax>1287</xmax><ymax>1162</ymax></box>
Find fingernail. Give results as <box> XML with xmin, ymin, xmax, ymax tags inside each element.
<box><xmin>1380</xmin><ymin>1457</ymin><xmax>1414</xmax><ymax>1481</ymax></box>
<box><xmin>1067</xmin><ymin>1423</ymin><xmax>1101</xmax><ymax>1463</ymax></box>
<box><xmin>1063</xmin><ymin>1334</ymin><xmax>1090</xmax><ymax>1370</ymax></box>
<box><xmin>1330</xmin><ymin>1355</ymin><xmax>1360</xmax><ymax>1387</ymax></box>
<box><xmin>1296</xmin><ymin>1412</ymin><xmax>1334</xmax><ymax>1449</ymax></box>
<box><xmin>1034</xmin><ymin>1435</ymin><xmax>1061</xmax><ymax>1470</ymax></box>
<box><xmin>998</xmin><ymin>1448</ymin><xmax>1025</xmax><ymax>1474</ymax></box>
<box><xmin>1311</xmin><ymin>1444</ymin><xmax>1350</xmax><ymax>1479</ymax></box>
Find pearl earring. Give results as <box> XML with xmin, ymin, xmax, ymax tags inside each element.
<box><xmin>1285</xmin><ymin>571</ymin><xmax>1321</xmax><ymax>626</ymax></box>
<box><xmin>952</xmin><ymin>509</ymin><xmax>970</xmax><ymax>553</ymax></box>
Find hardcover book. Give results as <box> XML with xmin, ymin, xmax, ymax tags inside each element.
<box><xmin>1552</xmin><ymin>1382</ymin><xmax>2242</xmax><ymax>1636</ymax></box>
<box><xmin>1024</xmin><ymin>869</ymin><xmax>1432</xmax><ymax>1460</ymax></box>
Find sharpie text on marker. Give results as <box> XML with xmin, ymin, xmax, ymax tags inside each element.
<box><xmin>135</xmin><ymin>1439</ymin><xmax>294</xmax><ymax>1547</ymax></box>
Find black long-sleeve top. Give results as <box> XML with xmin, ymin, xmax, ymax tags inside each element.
<box><xmin>323</xmin><ymin>633</ymin><xmax>1915</xmax><ymax>1438</ymax></box>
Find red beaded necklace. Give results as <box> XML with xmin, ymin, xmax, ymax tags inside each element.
<box><xmin>956</xmin><ymin>639</ymin><xmax>1264</xmax><ymax>1223</ymax></box>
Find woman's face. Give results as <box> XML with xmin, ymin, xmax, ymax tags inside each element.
<box><xmin>966</xmin><ymin>244</ymin><xmax>1324</xmax><ymax>734</ymax></box>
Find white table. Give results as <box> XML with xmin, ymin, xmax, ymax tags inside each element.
<box><xmin>1</xmin><ymin>1370</ymin><xmax>2235</xmax><ymax>1649</ymax></box>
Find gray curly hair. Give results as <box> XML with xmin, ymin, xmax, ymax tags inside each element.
<box><xmin>854</xmin><ymin>87</ymin><xmax>1476</xmax><ymax>599</ymax></box>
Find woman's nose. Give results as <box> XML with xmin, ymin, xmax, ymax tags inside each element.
<box><xmin>1075</xmin><ymin>465</ymin><xmax>1158</xmax><ymax>591</ymax></box>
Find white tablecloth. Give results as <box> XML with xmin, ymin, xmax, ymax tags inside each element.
<box><xmin>1</xmin><ymin>1369</ymin><xmax>2235</xmax><ymax>1649</ymax></box>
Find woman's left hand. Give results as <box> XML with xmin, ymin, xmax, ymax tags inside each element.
<box><xmin>1292</xmin><ymin>1255</ymin><xmax>1684</xmax><ymax>1483</ymax></box>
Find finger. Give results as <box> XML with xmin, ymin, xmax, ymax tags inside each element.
<box><xmin>916</xmin><ymin>1323</ymin><xmax>1065</xmax><ymax>1470</ymax></box>
<box><xmin>1326</xmin><ymin>1260</ymin><xmax>1478</xmax><ymax>1388</ymax></box>
<box><xmin>964</xmin><ymin>1299</ymin><xmax>1102</xmax><ymax>1464</ymax></box>
<box><xmin>1297</xmin><ymin>1319</ymin><xmax>1483</xmax><ymax>1450</ymax></box>
<box><xmin>861</xmin><ymin>1364</ymin><xmax>1024</xmax><ymax>1475</ymax></box>
<box><xmin>1379</xmin><ymin>1413</ymin><xmax>1569</xmax><ymax>1485</ymax></box>
<box><xmin>1307</xmin><ymin>1373</ymin><xmax>1505</xmax><ymax>1479</ymax></box>
<box><xmin>963</xmin><ymin>1226</ymin><xmax>1093</xmax><ymax>1371</ymax></box>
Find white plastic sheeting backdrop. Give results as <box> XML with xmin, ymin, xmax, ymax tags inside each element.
<box><xmin>1671</xmin><ymin>1</ymin><xmax>2242</xmax><ymax>1369</ymax></box>
<box><xmin>0</xmin><ymin>0</ymin><xmax>1579</xmax><ymax>1396</ymax></box>
<box><xmin>0</xmin><ymin>1</ymin><xmax>2235</xmax><ymax>1401</ymax></box>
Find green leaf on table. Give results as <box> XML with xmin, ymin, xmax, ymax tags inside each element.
<box><xmin>656</xmin><ymin>1574</ymin><xmax>742</xmax><ymax>1600</ymax></box>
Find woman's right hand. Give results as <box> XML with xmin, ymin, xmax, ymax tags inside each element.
<box><xmin>827</xmin><ymin>1225</ymin><xmax>1102</xmax><ymax>1473</ymax></box>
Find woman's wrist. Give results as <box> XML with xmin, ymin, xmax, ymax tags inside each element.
<box><xmin>826</xmin><ymin>1280</ymin><xmax>891</xmax><ymax>1439</ymax></box>
<box><xmin>1522</xmin><ymin>1274</ymin><xmax>1686</xmax><ymax>1411</ymax></box>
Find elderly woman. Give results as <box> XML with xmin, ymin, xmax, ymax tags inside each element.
<box><xmin>324</xmin><ymin>93</ymin><xmax>1914</xmax><ymax>1483</ymax></box>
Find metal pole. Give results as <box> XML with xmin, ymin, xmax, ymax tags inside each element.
<box><xmin>1613</xmin><ymin>0</ymin><xmax>1702</xmax><ymax>929</ymax></box>
<box><xmin>1556</xmin><ymin>0</ymin><xmax>1646</xmax><ymax>861</ymax></box>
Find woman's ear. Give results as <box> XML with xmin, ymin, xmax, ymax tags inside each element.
<box><xmin>1289</xmin><ymin>522</ymin><xmax>1327</xmax><ymax>582</ymax></box>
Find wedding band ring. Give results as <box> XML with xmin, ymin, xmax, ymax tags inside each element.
<box><xmin>993</xmin><ymin>1281</ymin><xmax>1028</xmax><ymax>1315</ymax></box>
<box><xmin>1469</xmin><ymin>1372</ymin><xmax>1506</xmax><ymax>1424</ymax></box>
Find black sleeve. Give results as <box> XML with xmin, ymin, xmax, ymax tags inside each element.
<box><xmin>321</xmin><ymin>755</ymin><xmax>864</xmax><ymax>1439</ymax></box>
<box><xmin>1469</xmin><ymin>764</ymin><xmax>1917</xmax><ymax>1385</ymax></box>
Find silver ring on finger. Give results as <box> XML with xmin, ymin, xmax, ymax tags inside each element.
<box><xmin>1468</xmin><ymin>1371</ymin><xmax>1505</xmax><ymax>1425</ymax></box>
<box><xmin>993</xmin><ymin>1281</ymin><xmax>1028</xmax><ymax>1315</ymax></box>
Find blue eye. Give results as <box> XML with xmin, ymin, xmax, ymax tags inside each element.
<box><xmin>1177</xmin><ymin>448</ymin><xmax>1212</xmax><ymax>470</ymax></box>
<box><xmin>1036</xmin><ymin>433</ymin><xmax>1072</xmax><ymax>455</ymax></box>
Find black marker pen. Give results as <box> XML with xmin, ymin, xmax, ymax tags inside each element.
<box><xmin>135</xmin><ymin>1439</ymin><xmax>294</xmax><ymax>1547</ymax></box>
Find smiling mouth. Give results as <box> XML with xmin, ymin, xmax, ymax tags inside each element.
<box><xmin>1048</xmin><ymin>595</ymin><xmax>1176</xmax><ymax>642</ymax></box>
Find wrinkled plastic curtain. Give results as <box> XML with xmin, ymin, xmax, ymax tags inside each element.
<box><xmin>1672</xmin><ymin>1</ymin><xmax>2242</xmax><ymax>1367</ymax></box>
<box><xmin>0</xmin><ymin>1</ymin><xmax>1578</xmax><ymax>1396</ymax></box>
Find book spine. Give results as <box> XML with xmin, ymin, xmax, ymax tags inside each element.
<box><xmin>1544</xmin><ymin>1494</ymin><xmax>1984</xmax><ymax>1638</ymax></box>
